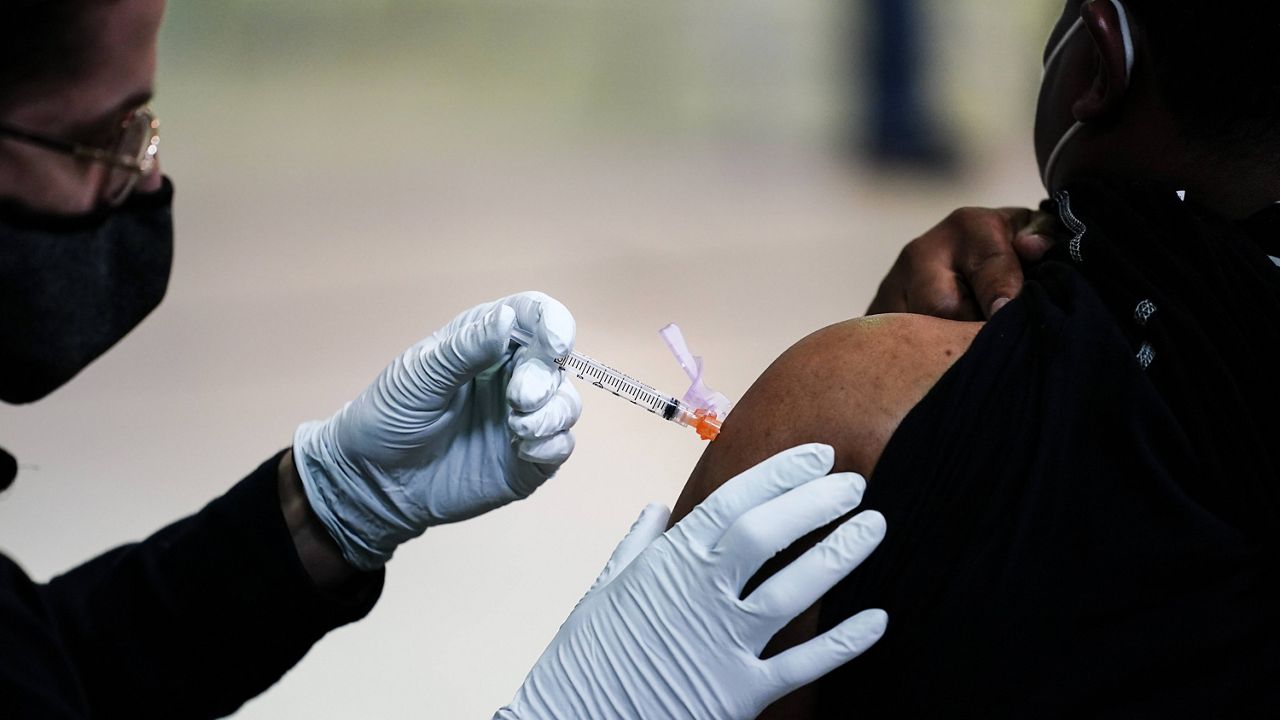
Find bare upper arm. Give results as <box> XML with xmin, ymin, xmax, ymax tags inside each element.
<box><xmin>666</xmin><ymin>312</ymin><xmax>981</xmax><ymax>718</ymax></box>
<box><xmin>671</xmin><ymin>313</ymin><xmax>981</xmax><ymax>521</ymax></box>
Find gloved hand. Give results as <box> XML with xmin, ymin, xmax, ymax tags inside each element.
<box><xmin>496</xmin><ymin>443</ymin><xmax>888</xmax><ymax>720</ymax></box>
<box><xmin>867</xmin><ymin>206</ymin><xmax>1057</xmax><ymax>320</ymax></box>
<box><xmin>294</xmin><ymin>291</ymin><xmax>581</xmax><ymax>571</ymax></box>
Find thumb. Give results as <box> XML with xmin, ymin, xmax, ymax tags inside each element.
<box><xmin>505</xmin><ymin>291</ymin><xmax>575</xmax><ymax>358</ymax></box>
<box><xmin>966</xmin><ymin>208</ymin><xmax>1032</xmax><ymax>319</ymax></box>
<box><xmin>586</xmin><ymin>503</ymin><xmax>670</xmax><ymax>595</ymax></box>
<box><xmin>1013</xmin><ymin>230</ymin><xmax>1055</xmax><ymax>263</ymax></box>
<box><xmin>967</xmin><ymin>249</ymin><xmax>1025</xmax><ymax>319</ymax></box>
<box><xmin>413</xmin><ymin>304</ymin><xmax>517</xmax><ymax>408</ymax></box>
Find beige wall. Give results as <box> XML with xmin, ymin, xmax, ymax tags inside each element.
<box><xmin>0</xmin><ymin>2</ymin><xmax>1060</xmax><ymax>716</ymax></box>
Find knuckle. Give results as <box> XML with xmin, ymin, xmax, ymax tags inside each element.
<box><xmin>998</xmin><ymin>206</ymin><xmax>1033</xmax><ymax>227</ymax></box>
<box><xmin>913</xmin><ymin>283</ymin><xmax>963</xmax><ymax>317</ymax></box>
<box><xmin>898</xmin><ymin>239</ymin><xmax>932</xmax><ymax>269</ymax></box>
<box><xmin>895</xmin><ymin>241</ymin><xmax>920</xmax><ymax>266</ymax></box>
<box><xmin>947</xmin><ymin>206</ymin><xmax>1008</xmax><ymax>241</ymax></box>
<box><xmin>928</xmin><ymin>297</ymin><xmax>964</xmax><ymax>319</ymax></box>
<box><xmin>868</xmin><ymin>279</ymin><xmax>898</xmax><ymax>310</ymax></box>
<box><xmin>973</xmin><ymin>210</ymin><xmax>1013</xmax><ymax>242</ymax></box>
<box><xmin>968</xmin><ymin>243</ymin><xmax>1012</xmax><ymax>272</ymax></box>
<box><xmin>945</xmin><ymin>206</ymin><xmax>975</xmax><ymax>224</ymax></box>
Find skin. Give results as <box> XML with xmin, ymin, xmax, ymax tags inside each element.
<box><xmin>1036</xmin><ymin>0</ymin><xmax>1280</xmax><ymax>216</ymax></box>
<box><xmin>0</xmin><ymin>0</ymin><xmax>165</xmax><ymax>213</ymax></box>
<box><xmin>672</xmin><ymin>315</ymin><xmax>981</xmax><ymax>512</ymax></box>
<box><xmin>675</xmin><ymin>0</ymin><xmax>1280</xmax><ymax>714</ymax></box>
<box><xmin>866</xmin><ymin>206</ymin><xmax>1055</xmax><ymax>320</ymax></box>
<box><xmin>876</xmin><ymin>0</ymin><xmax>1280</xmax><ymax>320</ymax></box>
<box><xmin>0</xmin><ymin>0</ymin><xmax>360</xmax><ymax>592</ymax></box>
<box><xmin>670</xmin><ymin>314</ymin><xmax>981</xmax><ymax>718</ymax></box>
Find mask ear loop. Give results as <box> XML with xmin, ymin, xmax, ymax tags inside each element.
<box><xmin>1042</xmin><ymin>17</ymin><xmax>1084</xmax><ymax>78</ymax></box>
<box><xmin>1042</xmin><ymin>1</ymin><xmax>1134</xmax><ymax>83</ymax></box>
<box><xmin>1041</xmin><ymin>0</ymin><xmax>1135</xmax><ymax>189</ymax></box>
<box><xmin>1110</xmin><ymin>0</ymin><xmax>1135</xmax><ymax>86</ymax></box>
<box><xmin>1043</xmin><ymin>123</ymin><xmax>1086</xmax><ymax>189</ymax></box>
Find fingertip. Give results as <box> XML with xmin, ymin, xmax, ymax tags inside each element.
<box><xmin>1013</xmin><ymin>232</ymin><xmax>1053</xmax><ymax>261</ymax></box>
<box><xmin>639</xmin><ymin>502</ymin><xmax>672</xmax><ymax>526</ymax></box>
<box><xmin>504</xmin><ymin>291</ymin><xmax>573</xmax><ymax>355</ymax></box>
<box><xmin>853</xmin><ymin>509</ymin><xmax>887</xmax><ymax>537</ymax></box>
<box><xmin>824</xmin><ymin>471</ymin><xmax>867</xmax><ymax>502</ymax></box>
<box><xmin>760</xmin><ymin>444</ymin><xmax>837</xmax><ymax>489</ymax></box>
<box><xmin>909</xmin><ymin>275</ymin><xmax>974</xmax><ymax>321</ymax></box>
<box><xmin>509</xmin><ymin>380</ymin><xmax>581</xmax><ymax>438</ymax></box>
<box><xmin>989</xmin><ymin>296</ymin><xmax>1012</xmax><ymax>315</ymax></box>
<box><xmin>860</xmin><ymin>608</ymin><xmax>889</xmax><ymax>638</ymax></box>
<box><xmin>507</xmin><ymin>357</ymin><xmax>560</xmax><ymax>412</ymax></box>
<box><xmin>519</xmin><ymin>431</ymin><xmax>575</xmax><ymax>465</ymax></box>
<box><xmin>537</xmin><ymin>296</ymin><xmax>576</xmax><ymax>356</ymax></box>
<box><xmin>620</xmin><ymin>502</ymin><xmax>670</xmax><ymax>545</ymax></box>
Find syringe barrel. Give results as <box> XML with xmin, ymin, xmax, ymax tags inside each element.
<box><xmin>557</xmin><ymin>349</ymin><xmax>676</xmax><ymax>416</ymax></box>
<box><xmin>507</xmin><ymin>326</ymin><xmax>721</xmax><ymax>441</ymax></box>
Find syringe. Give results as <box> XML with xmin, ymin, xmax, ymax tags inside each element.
<box><xmin>509</xmin><ymin>327</ymin><xmax>723</xmax><ymax>441</ymax></box>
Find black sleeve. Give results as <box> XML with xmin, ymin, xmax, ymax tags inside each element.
<box><xmin>37</xmin><ymin>451</ymin><xmax>384</xmax><ymax>719</ymax></box>
<box><xmin>812</xmin><ymin>182</ymin><xmax>1280</xmax><ymax>718</ymax></box>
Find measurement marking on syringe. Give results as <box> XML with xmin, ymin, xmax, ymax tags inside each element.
<box><xmin>521</xmin><ymin>335</ymin><xmax>721</xmax><ymax>441</ymax></box>
<box><xmin>569</xmin><ymin>362</ymin><xmax>669</xmax><ymax>414</ymax></box>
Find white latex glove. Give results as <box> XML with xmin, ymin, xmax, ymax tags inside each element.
<box><xmin>496</xmin><ymin>443</ymin><xmax>888</xmax><ymax>720</ymax></box>
<box><xmin>294</xmin><ymin>291</ymin><xmax>581</xmax><ymax>571</ymax></box>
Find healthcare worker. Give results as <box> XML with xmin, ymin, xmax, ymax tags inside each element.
<box><xmin>0</xmin><ymin>1</ymin><xmax>889</xmax><ymax>717</ymax></box>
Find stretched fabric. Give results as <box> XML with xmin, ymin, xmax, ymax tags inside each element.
<box><xmin>816</xmin><ymin>180</ymin><xmax>1280</xmax><ymax>717</ymax></box>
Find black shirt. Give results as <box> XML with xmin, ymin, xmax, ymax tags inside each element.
<box><xmin>0</xmin><ymin>451</ymin><xmax>383</xmax><ymax>718</ymax></box>
<box><xmin>817</xmin><ymin>181</ymin><xmax>1280</xmax><ymax>717</ymax></box>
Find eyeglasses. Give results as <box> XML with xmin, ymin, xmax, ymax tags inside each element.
<box><xmin>0</xmin><ymin>106</ymin><xmax>160</xmax><ymax>207</ymax></box>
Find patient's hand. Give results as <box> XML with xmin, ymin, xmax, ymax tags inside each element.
<box><xmin>669</xmin><ymin>313</ymin><xmax>982</xmax><ymax>718</ymax></box>
<box><xmin>868</xmin><ymin>207</ymin><xmax>1055</xmax><ymax>320</ymax></box>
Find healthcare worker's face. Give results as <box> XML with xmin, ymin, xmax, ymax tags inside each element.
<box><xmin>0</xmin><ymin>0</ymin><xmax>167</xmax><ymax>214</ymax></box>
<box><xmin>0</xmin><ymin>0</ymin><xmax>174</xmax><ymax>405</ymax></box>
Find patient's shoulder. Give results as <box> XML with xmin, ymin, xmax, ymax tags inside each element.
<box><xmin>672</xmin><ymin>313</ymin><xmax>980</xmax><ymax>519</ymax></box>
<box><xmin>665</xmin><ymin>313</ymin><xmax>981</xmax><ymax>718</ymax></box>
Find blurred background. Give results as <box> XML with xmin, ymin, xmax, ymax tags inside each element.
<box><xmin>2</xmin><ymin>1</ymin><xmax>1057</xmax><ymax>716</ymax></box>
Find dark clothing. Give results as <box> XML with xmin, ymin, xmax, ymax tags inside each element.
<box><xmin>0</xmin><ymin>451</ymin><xmax>384</xmax><ymax>718</ymax></box>
<box><xmin>817</xmin><ymin>181</ymin><xmax>1280</xmax><ymax>716</ymax></box>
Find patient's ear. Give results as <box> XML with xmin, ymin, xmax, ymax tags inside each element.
<box><xmin>1072</xmin><ymin>0</ymin><xmax>1134</xmax><ymax>123</ymax></box>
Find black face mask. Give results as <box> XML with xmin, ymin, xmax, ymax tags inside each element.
<box><xmin>0</xmin><ymin>178</ymin><xmax>174</xmax><ymax>404</ymax></box>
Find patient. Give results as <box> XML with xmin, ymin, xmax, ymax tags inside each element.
<box><xmin>672</xmin><ymin>1</ymin><xmax>1280</xmax><ymax>716</ymax></box>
